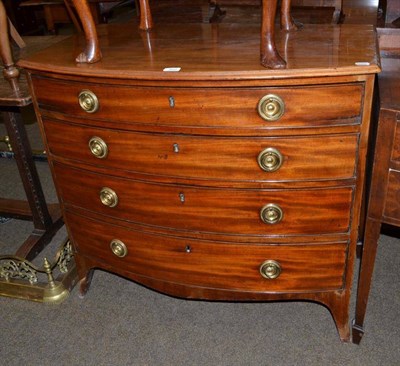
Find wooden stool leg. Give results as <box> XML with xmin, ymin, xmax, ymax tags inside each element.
<box><xmin>71</xmin><ymin>0</ymin><xmax>101</xmax><ymax>63</ymax></box>
<box><xmin>260</xmin><ymin>0</ymin><xmax>286</xmax><ymax>69</ymax></box>
<box><xmin>280</xmin><ymin>0</ymin><xmax>301</xmax><ymax>31</ymax></box>
<box><xmin>138</xmin><ymin>0</ymin><xmax>153</xmax><ymax>30</ymax></box>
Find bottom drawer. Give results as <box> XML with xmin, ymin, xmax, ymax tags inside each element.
<box><xmin>66</xmin><ymin>211</ymin><xmax>347</xmax><ymax>293</ymax></box>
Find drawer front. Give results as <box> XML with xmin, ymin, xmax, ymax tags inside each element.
<box><xmin>384</xmin><ymin>169</ymin><xmax>400</xmax><ymax>223</ymax></box>
<box><xmin>44</xmin><ymin>119</ymin><xmax>359</xmax><ymax>182</ymax></box>
<box><xmin>54</xmin><ymin>163</ymin><xmax>353</xmax><ymax>236</ymax></box>
<box><xmin>33</xmin><ymin>76</ymin><xmax>363</xmax><ymax>129</ymax></box>
<box><xmin>390</xmin><ymin>119</ymin><xmax>400</xmax><ymax>163</ymax></box>
<box><xmin>66</xmin><ymin>212</ymin><xmax>347</xmax><ymax>292</ymax></box>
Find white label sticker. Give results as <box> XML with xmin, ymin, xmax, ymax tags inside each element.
<box><xmin>163</xmin><ymin>67</ymin><xmax>182</xmax><ymax>72</ymax></box>
<box><xmin>355</xmin><ymin>62</ymin><xmax>370</xmax><ymax>66</ymax></box>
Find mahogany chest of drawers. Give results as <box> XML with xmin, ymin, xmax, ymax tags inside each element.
<box><xmin>20</xmin><ymin>22</ymin><xmax>379</xmax><ymax>342</ymax></box>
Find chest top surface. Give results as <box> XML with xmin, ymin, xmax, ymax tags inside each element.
<box><xmin>19</xmin><ymin>23</ymin><xmax>380</xmax><ymax>81</ymax></box>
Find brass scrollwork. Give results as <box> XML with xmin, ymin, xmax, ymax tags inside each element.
<box><xmin>0</xmin><ymin>239</ymin><xmax>75</xmax><ymax>304</ymax></box>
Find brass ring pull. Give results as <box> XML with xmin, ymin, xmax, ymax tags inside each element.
<box><xmin>89</xmin><ymin>136</ymin><xmax>108</xmax><ymax>159</ymax></box>
<box><xmin>257</xmin><ymin>147</ymin><xmax>283</xmax><ymax>172</ymax></box>
<box><xmin>257</xmin><ymin>94</ymin><xmax>285</xmax><ymax>121</ymax></box>
<box><xmin>100</xmin><ymin>187</ymin><xmax>118</xmax><ymax>207</ymax></box>
<box><xmin>259</xmin><ymin>260</ymin><xmax>281</xmax><ymax>279</ymax></box>
<box><xmin>110</xmin><ymin>239</ymin><xmax>128</xmax><ymax>258</ymax></box>
<box><xmin>78</xmin><ymin>90</ymin><xmax>99</xmax><ymax>113</ymax></box>
<box><xmin>260</xmin><ymin>203</ymin><xmax>283</xmax><ymax>224</ymax></box>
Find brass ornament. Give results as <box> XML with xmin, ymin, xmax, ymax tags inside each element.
<box><xmin>257</xmin><ymin>147</ymin><xmax>283</xmax><ymax>172</ymax></box>
<box><xmin>0</xmin><ymin>239</ymin><xmax>76</xmax><ymax>304</ymax></box>
<box><xmin>0</xmin><ymin>135</ymin><xmax>12</xmax><ymax>151</ymax></box>
<box><xmin>260</xmin><ymin>203</ymin><xmax>283</xmax><ymax>224</ymax></box>
<box><xmin>110</xmin><ymin>239</ymin><xmax>128</xmax><ymax>258</ymax></box>
<box><xmin>0</xmin><ymin>259</ymin><xmax>38</xmax><ymax>284</ymax></box>
<box><xmin>100</xmin><ymin>187</ymin><xmax>118</xmax><ymax>207</ymax></box>
<box><xmin>259</xmin><ymin>260</ymin><xmax>282</xmax><ymax>279</ymax></box>
<box><xmin>257</xmin><ymin>94</ymin><xmax>285</xmax><ymax>121</ymax></box>
<box><xmin>89</xmin><ymin>136</ymin><xmax>108</xmax><ymax>159</ymax></box>
<box><xmin>78</xmin><ymin>89</ymin><xmax>99</xmax><ymax>113</ymax></box>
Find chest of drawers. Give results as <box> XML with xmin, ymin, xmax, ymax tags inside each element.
<box><xmin>20</xmin><ymin>22</ymin><xmax>379</xmax><ymax>342</ymax></box>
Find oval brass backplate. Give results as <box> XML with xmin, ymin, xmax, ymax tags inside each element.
<box><xmin>100</xmin><ymin>187</ymin><xmax>118</xmax><ymax>208</ymax></box>
<box><xmin>259</xmin><ymin>260</ymin><xmax>282</xmax><ymax>279</ymax></box>
<box><xmin>257</xmin><ymin>94</ymin><xmax>285</xmax><ymax>121</ymax></box>
<box><xmin>110</xmin><ymin>239</ymin><xmax>128</xmax><ymax>258</ymax></box>
<box><xmin>257</xmin><ymin>147</ymin><xmax>283</xmax><ymax>172</ymax></box>
<box><xmin>78</xmin><ymin>90</ymin><xmax>99</xmax><ymax>113</ymax></box>
<box><xmin>260</xmin><ymin>203</ymin><xmax>283</xmax><ymax>224</ymax></box>
<box><xmin>89</xmin><ymin>136</ymin><xmax>108</xmax><ymax>159</ymax></box>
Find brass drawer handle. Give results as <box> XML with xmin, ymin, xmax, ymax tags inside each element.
<box><xmin>260</xmin><ymin>203</ymin><xmax>283</xmax><ymax>224</ymax></box>
<box><xmin>259</xmin><ymin>260</ymin><xmax>281</xmax><ymax>279</ymax></box>
<box><xmin>257</xmin><ymin>94</ymin><xmax>285</xmax><ymax>121</ymax></box>
<box><xmin>110</xmin><ymin>239</ymin><xmax>128</xmax><ymax>258</ymax></box>
<box><xmin>100</xmin><ymin>187</ymin><xmax>118</xmax><ymax>207</ymax></box>
<box><xmin>78</xmin><ymin>89</ymin><xmax>99</xmax><ymax>113</ymax></box>
<box><xmin>257</xmin><ymin>147</ymin><xmax>283</xmax><ymax>172</ymax></box>
<box><xmin>89</xmin><ymin>136</ymin><xmax>108</xmax><ymax>159</ymax></box>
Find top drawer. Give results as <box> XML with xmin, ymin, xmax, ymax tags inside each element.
<box><xmin>32</xmin><ymin>76</ymin><xmax>363</xmax><ymax>130</ymax></box>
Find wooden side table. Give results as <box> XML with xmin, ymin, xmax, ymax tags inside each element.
<box><xmin>352</xmin><ymin>28</ymin><xmax>400</xmax><ymax>344</ymax></box>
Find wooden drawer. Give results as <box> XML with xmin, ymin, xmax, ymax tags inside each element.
<box><xmin>54</xmin><ymin>163</ymin><xmax>353</xmax><ymax>236</ymax></box>
<box><xmin>33</xmin><ymin>76</ymin><xmax>363</xmax><ymax>129</ymax></box>
<box><xmin>44</xmin><ymin>119</ymin><xmax>359</xmax><ymax>182</ymax></box>
<box><xmin>383</xmin><ymin>169</ymin><xmax>400</xmax><ymax>224</ymax></box>
<box><xmin>390</xmin><ymin>119</ymin><xmax>400</xmax><ymax>162</ymax></box>
<box><xmin>66</xmin><ymin>211</ymin><xmax>347</xmax><ymax>292</ymax></box>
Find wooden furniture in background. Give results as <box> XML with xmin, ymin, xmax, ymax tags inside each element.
<box><xmin>20</xmin><ymin>0</ymin><xmax>119</xmax><ymax>34</ymax></box>
<box><xmin>352</xmin><ymin>27</ymin><xmax>400</xmax><ymax>344</ymax></box>
<box><xmin>291</xmin><ymin>0</ymin><xmax>341</xmax><ymax>23</ymax></box>
<box><xmin>0</xmin><ymin>0</ymin><xmax>63</xmax><ymax>260</ymax></box>
<box><xmin>378</xmin><ymin>0</ymin><xmax>400</xmax><ymax>27</ymax></box>
<box><xmin>213</xmin><ymin>0</ymin><xmax>341</xmax><ymax>23</ymax></box>
<box><xmin>20</xmin><ymin>17</ymin><xmax>379</xmax><ymax>341</ymax></box>
<box><xmin>2</xmin><ymin>0</ymin><xmax>43</xmax><ymax>35</ymax></box>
